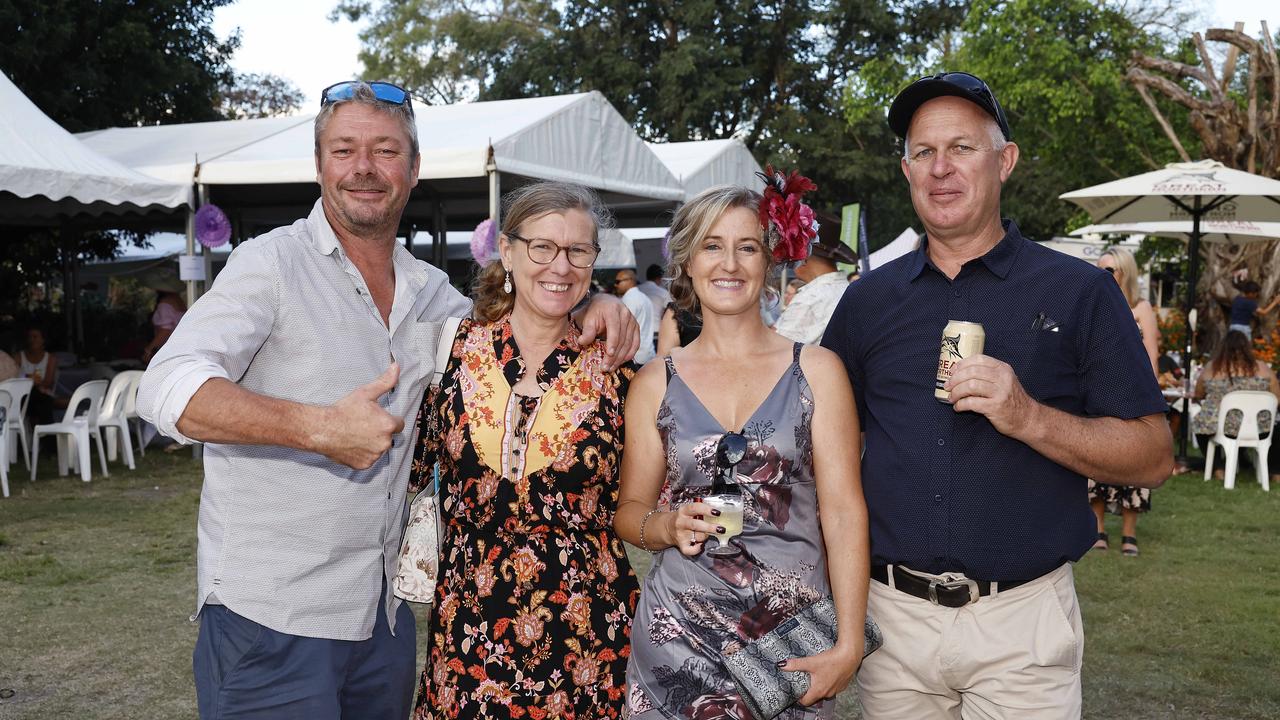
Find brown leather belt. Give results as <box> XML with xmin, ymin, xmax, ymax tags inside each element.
<box><xmin>871</xmin><ymin>564</ymin><xmax>1033</xmax><ymax>608</ymax></box>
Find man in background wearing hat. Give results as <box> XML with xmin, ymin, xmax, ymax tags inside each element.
<box><xmin>774</xmin><ymin>213</ymin><xmax>856</xmax><ymax>344</ymax></box>
<box><xmin>822</xmin><ymin>72</ymin><xmax>1171</xmax><ymax>717</ymax></box>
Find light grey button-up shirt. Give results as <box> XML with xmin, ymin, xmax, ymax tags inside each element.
<box><xmin>774</xmin><ymin>271</ymin><xmax>849</xmax><ymax>345</ymax></box>
<box><xmin>137</xmin><ymin>200</ymin><xmax>471</xmax><ymax>640</ymax></box>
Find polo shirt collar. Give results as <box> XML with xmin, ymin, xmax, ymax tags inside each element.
<box><xmin>909</xmin><ymin>219</ymin><xmax>1025</xmax><ymax>281</ymax></box>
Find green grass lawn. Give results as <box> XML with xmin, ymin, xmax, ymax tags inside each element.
<box><xmin>1</xmin><ymin>451</ymin><xmax>1277</xmax><ymax>719</ymax></box>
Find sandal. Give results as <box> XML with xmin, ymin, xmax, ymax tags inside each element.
<box><xmin>1092</xmin><ymin>532</ymin><xmax>1108</xmax><ymax>551</ymax></box>
<box><xmin>1121</xmin><ymin>535</ymin><xmax>1139</xmax><ymax>557</ymax></box>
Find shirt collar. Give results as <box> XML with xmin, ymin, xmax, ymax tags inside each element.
<box><xmin>811</xmin><ymin>271</ymin><xmax>848</xmax><ymax>286</ymax></box>
<box><xmin>305</xmin><ymin>198</ymin><xmax>428</xmax><ymax>290</ymax></box>
<box><xmin>908</xmin><ymin>219</ymin><xmax>1025</xmax><ymax>281</ymax></box>
<box><xmin>305</xmin><ymin>199</ymin><xmax>341</xmax><ymax>257</ymax></box>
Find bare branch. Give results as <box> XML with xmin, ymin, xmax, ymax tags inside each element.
<box><xmin>1192</xmin><ymin>32</ymin><xmax>1226</xmax><ymax>105</ymax></box>
<box><xmin>1128</xmin><ymin>64</ymin><xmax>1216</xmax><ymax>115</ymax></box>
<box><xmin>1205</xmin><ymin>27</ymin><xmax>1265</xmax><ymax>59</ymax></box>
<box><xmin>1131</xmin><ymin>54</ymin><xmax>1216</xmax><ymax>95</ymax></box>
<box><xmin>1130</xmin><ymin>77</ymin><xmax>1192</xmax><ymax>161</ymax></box>
<box><xmin>1247</xmin><ymin>51</ymin><xmax>1259</xmax><ymax>173</ymax></box>
<box><xmin>1220</xmin><ymin>22</ymin><xmax>1245</xmax><ymax>93</ymax></box>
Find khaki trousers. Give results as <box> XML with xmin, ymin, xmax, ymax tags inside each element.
<box><xmin>857</xmin><ymin>563</ymin><xmax>1083</xmax><ymax>720</ymax></box>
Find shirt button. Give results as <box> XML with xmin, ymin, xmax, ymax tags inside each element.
<box><xmin>934</xmin><ymin>494</ymin><xmax>943</xmax><ymax>503</ymax></box>
<box><xmin>937</xmin><ymin>438</ymin><xmax>945</xmax><ymax>446</ymax></box>
<box><xmin>953</xmin><ymin>289</ymin><xmax>961</xmax><ymax>297</ymax></box>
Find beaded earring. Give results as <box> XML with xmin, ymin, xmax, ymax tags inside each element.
<box><xmin>503</xmin><ymin>270</ymin><xmax>513</xmax><ymax>294</ymax></box>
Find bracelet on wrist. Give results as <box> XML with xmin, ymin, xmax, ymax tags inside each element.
<box><xmin>639</xmin><ymin>508</ymin><xmax>662</xmax><ymax>553</ymax></box>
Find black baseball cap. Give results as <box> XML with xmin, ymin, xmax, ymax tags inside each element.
<box><xmin>887</xmin><ymin>71</ymin><xmax>1011</xmax><ymax>141</ymax></box>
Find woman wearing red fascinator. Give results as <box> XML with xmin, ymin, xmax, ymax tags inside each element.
<box><xmin>615</xmin><ymin>176</ymin><xmax>874</xmax><ymax>719</ymax></box>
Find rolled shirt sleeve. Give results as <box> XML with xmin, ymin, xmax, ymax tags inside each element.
<box><xmin>136</xmin><ymin>241</ymin><xmax>280</xmax><ymax>444</ymax></box>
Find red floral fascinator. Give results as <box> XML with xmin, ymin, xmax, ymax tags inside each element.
<box><xmin>757</xmin><ymin>165</ymin><xmax>819</xmax><ymax>263</ymax></box>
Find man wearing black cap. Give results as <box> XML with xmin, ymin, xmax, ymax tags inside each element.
<box><xmin>775</xmin><ymin>213</ymin><xmax>857</xmax><ymax>344</ymax></box>
<box><xmin>822</xmin><ymin>72</ymin><xmax>1172</xmax><ymax>718</ymax></box>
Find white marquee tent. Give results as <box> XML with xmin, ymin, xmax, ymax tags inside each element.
<box><xmin>80</xmin><ymin>92</ymin><xmax>683</xmax><ymax>243</ymax></box>
<box><xmin>647</xmin><ymin>139</ymin><xmax>763</xmax><ymax>198</ymax></box>
<box><xmin>0</xmin><ymin>71</ymin><xmax>190</xmax><ymax>224</ymax></box>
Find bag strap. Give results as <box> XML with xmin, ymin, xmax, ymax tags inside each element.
<box><xmin>417</xmin><ymin>316</ymin><xmax>463</xmax><ymax>503</ymax></box>
<box><xmin>432</xmin><ymin>316</ymin><xmax>464</xmax><ymax>387</ymax></box>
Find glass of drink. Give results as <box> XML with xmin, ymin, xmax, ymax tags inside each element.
<box><xmin>706</xmin><ymin>432</ymin><xmax>748</xmax><ymax>557</ymax></box>
<box><xmin>703</xmin><ymin>493</ymin><xmax>744</xmax><ymax>556</ymax></box>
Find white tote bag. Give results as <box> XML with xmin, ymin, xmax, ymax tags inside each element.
<box><xmin>392</xmin><ymin>316</ymin><xmax>462</xmax><ymax>604</ymax></box>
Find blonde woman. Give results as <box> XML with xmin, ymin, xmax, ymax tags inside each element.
<box><xmin>616</xmin><ymin>184</ymin><xmax>870</xmax><ymax>718</ymax></box>
<box><xmin>1089</xmin><ymin>247</ymin><xmax>1161</xmax><ymax>556</ymax></box>
<box><xmin>409</xmin><ymin>182</ymin><xmax>639</xmax><ymax>719</ymax></box>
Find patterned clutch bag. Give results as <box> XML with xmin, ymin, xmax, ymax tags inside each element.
<box><xmin>723</xmin><ymin>598</ymin><xmax>883</xmax><ymax>720</ymax></box>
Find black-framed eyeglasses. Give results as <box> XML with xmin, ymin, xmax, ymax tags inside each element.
<box><xmin>506</xmin><ymin>231</ymin><xmax>600</xmax><ymax>269</ymax></box>
<box><xmin>922</xmin><ymin>71</ymin><xmax>1010</xmax><ymax>140</ymax></box>
<box><xmin>320</xmin><ymin>81</ymin><xmax>414</xmax><ymax>114</ymax></box>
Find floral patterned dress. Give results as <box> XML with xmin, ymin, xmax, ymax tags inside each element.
<box><xmin>409</xmin><ymin>316</ymin><xmax>639</xmax><ymax>719</ymax></box>
<box><xmin>627</xmin><ymin>344</ymin><xmax>834</xmax><ymax>720</ymax></box>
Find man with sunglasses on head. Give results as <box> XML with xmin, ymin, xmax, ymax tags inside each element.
<box><xmin>822</xmin><ymin>72</ymin><xmax>1172</xmax><ymax>718</ymax></box>
<box><xmin>137</xmin><ymin>81</ymin><xmax>639</xmax><ymax>720</ymax></box>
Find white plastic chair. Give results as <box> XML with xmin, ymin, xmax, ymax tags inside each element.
<box><xmin>31</xmin><ymin>379</ymin><xmax>110</xmax><ymax>483</ymax></box>
<box><xmin>118</xmin><ymin>370</ymin><xmax>147</xmax><ymax>457</ymax></box>
<box><xmin>99</xmin><ymin>372</ymin><xmax>137</xmax><ymax>470</ymax></box>
<box><xmin>0</xmin><ymin>389</ymin><xmax>10</xmax><ymax>498</ymax></box>
<box><xmin>1203</xmin><ymin>390</ymin><xmax>1277</xmax><ymax>491</ymax></box>
<box><xmin>0</xmin><ymin>377</ymin><xmax>33</xmax><ymax>470</ymax></box>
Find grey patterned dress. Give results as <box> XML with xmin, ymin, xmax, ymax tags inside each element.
<box><xmin>626</xmin><ymin>344</ymin><xmax>834</xmax><ymax>719</ymax></box>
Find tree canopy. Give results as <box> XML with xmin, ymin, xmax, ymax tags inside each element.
<box><xmin>218</xmin><ymin>72</ymin><xmax>306</xmax><ymax>119</ymax></box>
<box><xmin>0</xmin><ymin>0</ymin><xmax>239</xmax><ymax>132</ymax></box>
<box><xmin>335</xmin><ymin>0</ymin><xmax>965</xmax><ymax>247</ymax></box>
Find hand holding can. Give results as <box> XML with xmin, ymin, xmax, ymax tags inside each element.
<box><xmin>935</xmin><ymin>320</ymin><xmax>985</xmax><ymax>403</ymax></box>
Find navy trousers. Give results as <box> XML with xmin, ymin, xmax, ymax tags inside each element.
<box><xmin>193</xmin><ymin>592</ymin><xmax>416</xmax><ymax>720</ymax></box>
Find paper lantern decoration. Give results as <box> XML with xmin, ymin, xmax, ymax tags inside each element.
<box><xmin>195</xmin><ymin>204</ymin><xmax>231</xmax><ymax>249</ymax></box>
<box><xmin>471</xmin><ymin>218</ymin><xmax>498</xmax><ymax>265</ymax></box>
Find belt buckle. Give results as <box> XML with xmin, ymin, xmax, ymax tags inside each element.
<box><xmin>927</xmin><ymin>573</ymin><xmax>980</xmax><ymax>606</ymax></box>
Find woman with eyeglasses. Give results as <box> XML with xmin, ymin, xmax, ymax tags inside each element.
<box><xmin>615</xmin><ymin>183</ymin><xmax>870</xmax><ymax>718</ymax></box>
<box><xmin>1088</xmin><ymin>247</ymin><xmax>1161</xmax><ymax>556</ymax></box>
<box><xmin>408</xmin><ymin>182</ymin><xmax>639</xmax><ymax>719</ymax></box>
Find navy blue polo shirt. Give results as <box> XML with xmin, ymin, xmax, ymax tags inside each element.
<box><xmin>822</xmin><ymin>220</ymin><xmax>1167</xmax><ymax>582</ymax></box>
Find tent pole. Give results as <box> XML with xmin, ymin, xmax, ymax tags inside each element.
<box><xmin>1179</xmin><ymin>197</ymin><xmax>1203</xmax><ymax>460</ymax></box>
<box><xmin>60</xmin><ymin>221</ymin><xmax>77</xmax><ymax>356</ymax></box>
<box><xmin>198</xmin><ymin>185</ymin><xmax>212</xmax><ymax>302</ymax></box>
<box><xmin>184</xmin><ymin>191</ymin><xmax>197</xmax><ymax>309</ymax></box>
<box><xmin>433</xmin><ymin>200</ymin><xmax>446</xmax><ymax>271</ymax></box>
<box><xmin>487</xmin><ymin>149</ymin><xmax>500</xmax><ymax>227</ymax></box>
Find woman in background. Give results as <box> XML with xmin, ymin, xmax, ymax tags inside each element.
<box><xmin>1089</xmin><ymin>247</ymin><xmax>1160</xmax><ymax>556</ymax></box>
<box><xmin>1192</xmin><ymin>330</ymin><xmax>1280</xmax><ymax>484</ymax></box>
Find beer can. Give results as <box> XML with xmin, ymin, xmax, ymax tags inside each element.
<box><xmin>935</xmin><ymin>320</ymin><xmax>985</xmax><ymax>403</ymax></box>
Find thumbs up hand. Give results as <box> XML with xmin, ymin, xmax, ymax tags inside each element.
<box><xmin>315</xmin><ymin>363</ymin><xmax>406</xmax><ymax>469</ymax></box>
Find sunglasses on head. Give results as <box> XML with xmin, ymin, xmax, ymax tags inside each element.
<box><xmin>1101</xmin><ymin>266</ymin><xmax>1116</xmax><ymax>274</ymax></box>
<box><xmin>320</xmin><ymin>81</ymin><xmax>413</xmax><ymax>113</ymax></box>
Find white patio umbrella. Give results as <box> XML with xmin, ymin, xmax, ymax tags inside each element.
<box><xmin>1070</xmin><ymin>220</ymin><xmax>1280</xmax><ymax>243</ymax></box>
<box><xmin>1061</xmin><ymin>160</ymin><xmax>1280</xmax><ymax>456</ymax></box>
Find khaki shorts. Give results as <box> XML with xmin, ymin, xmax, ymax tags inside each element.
<box><xmin>857</xmin><ymin>563</ymin><xmax>1083</xmax><ymax>720</ymax></box>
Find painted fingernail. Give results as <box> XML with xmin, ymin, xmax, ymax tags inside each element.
<box><xmin>776</xmin><ymin>660</ymin><xmax>788</xmax><ymax>668</ymax></box>
<box><xmin>710</xmin><ymin>509</ymin><xmax>721</xmax><ymax>516</ymax></box>
<box><xmin>716</xmin><ymin>526</ymin><xmax>726</xmax><ymax>534</ymax></box>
